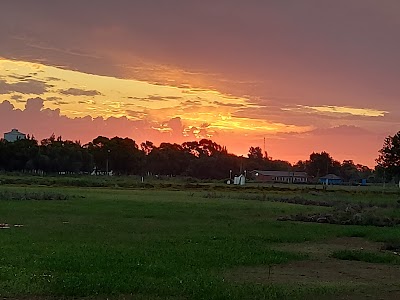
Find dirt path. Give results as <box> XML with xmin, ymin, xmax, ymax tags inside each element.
<box><xmin>224</xmin><ymin>237</ymin><xmax>400</xmax><ymax>299</ymax></box>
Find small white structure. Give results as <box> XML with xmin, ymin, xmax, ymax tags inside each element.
<box><xmin>233</xmin><ymin>174</ymin><xmax>246</xmax><ymax>186</ymax></box>
<box><xmin>4</xmin><ymin>129</ymin><xmax>26</xmax><ymax>142</ymax></box>
<box><xmin>239</xmin><ymin>174</ymin><xmax>245</xmax><ymax>185</ymax></box>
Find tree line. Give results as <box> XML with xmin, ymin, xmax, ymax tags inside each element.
<box><xmin>0</xmin><ymin>132</ymin><xmax>399</xmax><ymax>182</ymax></box>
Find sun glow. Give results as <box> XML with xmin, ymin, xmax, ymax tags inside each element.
<box><xmin>1</xmin><ymin>58</ymin><xmax>313</xmax><ymax>143</ymax></box>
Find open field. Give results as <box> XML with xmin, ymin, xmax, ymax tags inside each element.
<box><xmin>0</xmin><ymin>177</ymin><xmax>400</xmax><ymax>299</ymax></box>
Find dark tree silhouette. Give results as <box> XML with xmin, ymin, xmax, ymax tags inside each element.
<box><xmin>0</xmin><ymin>133</ymin><xmax>374</xmax><ymax>181</ymax></box>
<box><xmin>305</xmin><ymin>152</ymin><xmax>340</xmax><ymax>178</ymax></box>
<box><xmin>376</xmin><ymin>131</ymin><xmax>400</xmax><ymax>181</ymax></box>
<box><xmin>248</xmin><ymin>146</ymin><xmax>263</xmax><ymax>160</ymax></box>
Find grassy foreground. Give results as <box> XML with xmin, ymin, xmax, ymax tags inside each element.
<box><xmin>0</xmin><ymin>184</ymin><xmax>399</xmax><ymax>299</ymax></box>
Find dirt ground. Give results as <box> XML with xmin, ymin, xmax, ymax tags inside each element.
<box><xmin>224</xmin><ymin>237</ymin><xmax>400</xmax><ymax>299</ymax></box>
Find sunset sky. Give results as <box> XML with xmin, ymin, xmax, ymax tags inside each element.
<box><xmin>1</xmin><ymin>1</ymin><xmax>399</xmax><ymax>167</ymax></box>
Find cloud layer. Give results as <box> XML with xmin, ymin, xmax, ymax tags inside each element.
<box><xmin>1</xmin><ymin>1</ymin><xmax>399</xmax><ymax>166</ymax></box>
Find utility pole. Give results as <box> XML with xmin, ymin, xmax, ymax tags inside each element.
<box><xmin>263</xmin><ymin>137</ymin><xmax>266</xmax><ymax>158</ymax></box>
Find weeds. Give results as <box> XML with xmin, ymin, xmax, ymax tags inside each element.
<box><xmin>277</xmin><ymin>210</ymin><xmax>400</xmax><ymax>227</ymax></box>
<box><xmin>0</xmin><ymin>189</ymin><xmax>68</xmax><ymax>201</ymax></box>
<box><xmin>381</xmin><ymin>241</ymin><xmax>400</xmax><ymax>252</ymax></box>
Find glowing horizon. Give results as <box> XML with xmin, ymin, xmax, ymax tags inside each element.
<box><xmin>0</xmin><ymin>58</ymin><xmax>388</xmax><ymax>168</ymax></box>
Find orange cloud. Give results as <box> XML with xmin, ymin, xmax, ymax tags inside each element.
<box><xmin>0</xmin><ymin>58</ymin><xmax>392</xmax><ymax>167</ymax></box>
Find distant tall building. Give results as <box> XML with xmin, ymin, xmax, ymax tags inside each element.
<box><xmin>4</xmin><ymin>129</ymin><xmax>26</xmax><ymax>142</ymax></box>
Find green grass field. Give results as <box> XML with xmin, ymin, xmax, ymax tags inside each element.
<box><xmin>0</xmin><ymin>178</ymin><xmax>400</xmax><ymax>299</ymax></box>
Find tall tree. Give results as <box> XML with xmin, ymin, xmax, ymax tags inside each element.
<box><xmin>147</xmin><ymin>143</ymin><xmax>189</xmax><ymax>176</ymax></box>
<box><xmin>293</xmin><ymin>160</ymin><xmax>306</xmax><ymax>172</ymax></box>
<box><xmin>248</xmin><ymin>146</ymin><xmax>263</xmax><ymax>160</ymax></box>
<box><xmin>305</xmin><ymin>152</ymin><xmax>340</xmax><ymax>177</ymax></box>
<box><xmin>140</xmin><ymin>141</ymin><xmax>155</xmax><ymax>155</ymax></box>
<box><xmin>376</xmin><ymin>131</ymin><xmax>400</xmax><ymax>181</ymax></box>
<box><xmin>87</xmin><ymin>136</ymin><xmax>144</xmax><ymax>174</ymax></box>
<box><xmin>340</xmin><ymin>160</ymin><xmax>360</xmax><ymax>183</ymax></box>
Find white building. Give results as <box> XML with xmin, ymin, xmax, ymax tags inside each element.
<box><xmin>4</xmin><ymin>129</ymin><xmax>26</xmax><ymax>142</ymax></box>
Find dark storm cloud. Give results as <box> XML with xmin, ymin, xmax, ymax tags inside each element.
<box><xmin>46</xmin><ymin>97</ymin><xmax>69</xmax><ymax>105</ymax></box>
<box><xmin>1</xmin><ymin>0</ymin><xmax>399</xmax><ymax>112</ymax></box>
<box><xmin>181</xmin><ymin>100</ymin><xmax>201</xmax><ymax>106</ymax></box>
<box><xmin>10</xmin><ymin>94</ymin><xmax>23</xmax><ymax>101</ymax></box>
<box><xmin>127</xmin><ymin>95</ymin><xmax>182</xmax><ymax>102</ymax></box>
<box><xmin>0</xmin><ymin>79</ymin><xmax>51</xmax><ymax>95</ymax></box>
<box><xmin>46</xmin><ymin>77</ymin><xmax>63</xmax><ymax>82</ymax></box>
<box><xmin>46</xmin><ymin>96</ymin><xmax>62</xmax><ymax>102</ymax></box>
<box><xmin>8</xmin><ymin>74</ymin><xmax>33</xmax><ymax>80</ymax></box>
<box><xmin>125</xmin><ymin>110</ymin><xmax>148</xmax><ymax>119</ymax></box>
<box><xmin>213</xmin><ymin>101</ymin><xmax>243</xmax><ymax>108</ymax></box>
<box><xmin>59</xmin><ymin>88</ymin><xmax>102</xmax><ymax>96</ymax></box>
